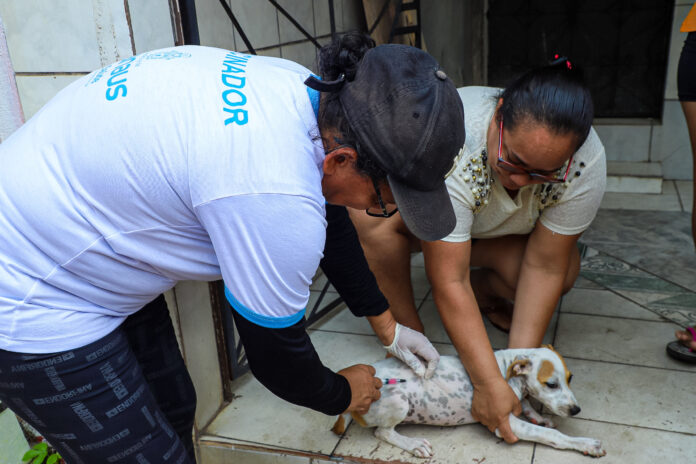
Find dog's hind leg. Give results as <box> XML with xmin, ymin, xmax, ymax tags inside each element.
<box><xmin>502</xmin><ymin>415</ymin><xmax>606</xmax><ymax>457</ymax></box>
<box><xmin>365</xmin><ymin>393</ymin><xmax>433</xmax><ymax>457</ymax></box>
<box><xmin>374</xmin><ymin>427</ymin><xmax>433</xmax><ymax>458</ymax></box>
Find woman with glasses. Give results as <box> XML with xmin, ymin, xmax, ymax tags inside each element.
<box><xmin>349</xmin><ymin>58</ymin><xmax>605</xmax><ymax>441</ymax></box>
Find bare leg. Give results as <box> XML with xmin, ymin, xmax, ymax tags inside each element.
<box><xmin>680</xmin><ymin>101</ymin><xmax>696</xmax><ymax>248</ymax></box>
<box><xmin>470</xmin><ymin>235</ymin><xmax>580</xmax><ymax>342</ymax></box>
<box><xmin>348</xmin><ymin>209</ymin><xmax>424</xmax><ymax>332</ymax></box>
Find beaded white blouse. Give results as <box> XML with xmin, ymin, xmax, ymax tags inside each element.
<box><xmin>443</xmin><ymin>87</ymin><xmax>606</xmax><ymax>243</ymax></box>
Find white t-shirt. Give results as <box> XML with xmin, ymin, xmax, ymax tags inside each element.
<box><xmin>444</xmin><ymin>87</ymin><xmax>606</xmax><ymax>242</ymax></box>
<box><xmin>0</xmin><ymin>46</ymin><xmax>327</xmax><ymax>353</ymax></box>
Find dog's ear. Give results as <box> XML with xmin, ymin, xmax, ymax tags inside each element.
<box><xmin>506</xmin><ymin>358</ymin><xmax>532</xmax><ymax>380</ymax></box>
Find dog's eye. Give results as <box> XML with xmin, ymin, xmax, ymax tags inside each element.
<box><xmin>568</xmin><ymin>374</ymin><xmax>573</xmax><ymax>384</ymax></box>
<box><xmin>545</xmin><ymin>381</ymin><xmax>559</xmax><ymax>389</ymax></box>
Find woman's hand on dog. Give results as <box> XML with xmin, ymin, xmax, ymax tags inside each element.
<box><xmin>339</xmin><ymin>364</ymin><xmax>383</xmax><ymax>414</ymax></box>
<box><xmin>471</xmin><ymin>375</ymin><xmax>522</xmax><ymax>443</ymax></box>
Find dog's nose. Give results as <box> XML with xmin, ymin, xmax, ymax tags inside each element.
<box><xmin>569</xmin><ymin>405</ymin><xmax>581</xmax><ymax>416</ymax></box>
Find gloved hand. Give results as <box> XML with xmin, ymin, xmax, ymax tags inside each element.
<box><xmin>383</xmin><ymin>322</ymin><xmax>440</xmax><ymax>378</ymax></box>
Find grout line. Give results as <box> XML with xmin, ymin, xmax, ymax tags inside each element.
<box><xmin>582</xmin><ymin>248</ymin><xmax>696</xmax><ymax>295</ymax></box>
<box><xmin>674</xmin><ymin>179</ymin><xmax>686</xmax><ymax>211</ymax></box>
<box><xmin>200</xmin><ymin>434</ymin><xmax>335</xmax><ymax>460</ymax></box>
<box><xmin>559</xmin><ymin>310</ymin><xmax>678</xmax><ymax>324</ymax></box>
<box><xmin>16</xmin><ymin>72</ymin><xmax>91</xmax><ymax>76</ymax></box>
<box><xmin>578</xmin><ymin>273</ymin><xmax>693</xmax><ymax>326</ymax></box>
<box><xmin>569</xmin><ymin>416</ymin><xmax>696</xmax><ymax>437</ymax></box>
<box><xmin>562</xmin><ymin>354</ymin><xmax>696</xmax><ymax>374</ymax></box>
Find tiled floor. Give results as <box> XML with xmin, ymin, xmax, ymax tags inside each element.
<box><xmin>199</xmin><ymin>183</ymin><xmax>696</xmax><ymax>464</ymax></box>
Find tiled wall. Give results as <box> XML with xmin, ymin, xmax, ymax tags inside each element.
<box><xmin>596</xmin><ymin>0</ymin><xmax>694</xmax><ymax>180</ymax></box>
<box><xmin>0</xmin><ymin>0</ymin><xmax>175</xmax><ymax>120</ymax></box>
<box><xmin>196</xmin><ymin>0</ymin><xmax>365</xmax><ymax>72</ymax></box>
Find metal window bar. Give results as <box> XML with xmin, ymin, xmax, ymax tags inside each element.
<box><xmin>209</xmin><ymin>1</ymin><xmax>345</xmax><ymax>380</ymax></box>
<box><xmin>218</xmin><ymin>277</ymin><xmax>343</xmax><ymax>379</ymax></box>
<box><xmin>207</xmin><ymin>0</ymin><xmax>422</xmax><ymax>382</ymax></box>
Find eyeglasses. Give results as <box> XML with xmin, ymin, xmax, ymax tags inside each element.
<box><xmin>366</xmin><ymin>177</ymin><xmax>398</xmax><ymax>218</ymax></box>
<box><xmin>496</xmin><ymin>120</ymin><xmax>572</xmax><ymax>184</ymax></box>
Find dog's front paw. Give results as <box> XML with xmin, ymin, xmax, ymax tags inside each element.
<box><xmin>404</xmin><ymin>437</ymin><xmax>433</xmax><ymax>458</ymax></box>
<box><xmin>578</xmin><ymin>438</ymin><xmax>606</xmax><ymax>458</ymax></box>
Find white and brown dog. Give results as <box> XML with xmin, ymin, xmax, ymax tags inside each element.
<box><xmin>333</xmin><ymin>345</ymin><xmax>606</xmax><ymax>458</ymax></box>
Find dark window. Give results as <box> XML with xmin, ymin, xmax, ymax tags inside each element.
<box><xmin>487</xmin><ymin>0</ymin><xmax>675</xmax><ymax>118</ymax></box>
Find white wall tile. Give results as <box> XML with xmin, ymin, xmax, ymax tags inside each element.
<box><xmin>229</xmin><ymin>0</ymin><xmax>280</xmax><ymax>51</ymax></box>
<box><xmin>15</xmin><ymin>74</ymin><xmax>85</xmax><ymax>120</ymax></box>
<box><xmin>195</xmin><ymin>0</ymin><xmax>237</xmax><ymax>50</ymax></box>
<box><xmin>257</xmin><ymin>46</ymin><xmax>282</xmax><ymax>58</ymax></box>
<box><xmin>665</xmin><ymin>4</ymin><xmax>692</xmax><ymax>100</ymax></box>
<box><xmin>277</xmin><ymin>0</ymin><xmax>315</xmax><ymax>44</ymax></box>
<box><xmin>93</xmin><ymin>0</ymin><xmax>135</xmax><ymax>65</ymax></box>
<box><xmin>281</xmin><ymin>41</ymin><xmax>319</xmax><ymax>72</ymax></box>
<box><xmin>0</xmin><ymin>0</ymin><xmax>102</xmax><ymax>72</ymax></box>
<box><xmin>593</xmin><ymin>124</ymin><xmax>651</xmax><ymax>162</ymax></box>
<box><xmin>128</xmin><ymin>0</ymin><xmax>176</xmax><ymax>54</ymax></box>
<box><xmin>314</xmin><ymin>0</ymin><xmax>343</xmax><ymax>37</ymax></box>
<box><xmin>651</xmin><ymin>99</ymin><xmax>693</xmax><ymax>179</ymax></box>
<box><xmin>173</xmin><ymin>281</ymin><xmax>224</xmax><ymax>430</ymax></box>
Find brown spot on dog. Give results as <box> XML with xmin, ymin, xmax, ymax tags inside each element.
<box><xmin>350</xmin><ymin>412</ymin><xmax>368</xmax><ymax>427</ymax></box>
<box><xmin>537</xmin><ymin>360</ymin><xmax>554</xmax><ymax>384</ymax></box>
<box><xmin>331</xmin><ymin>415</ymin><xmax>346</xmax><ymax>435</ymax></box>
<box><xmin>542</xmin><ymin>344</ymin><xmax>572</xmax><ymax>383</ymax></box>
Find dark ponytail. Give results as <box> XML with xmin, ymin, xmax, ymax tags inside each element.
<box><xmin>316</xmin><ymin>32</ymin><xmax>385</xmax><ymax>181</ymax></box>
<box><xmin>497</xmin><ymin>57</ymin><xmax>594</xmax><ymax>150</ymax></box>
<box><xmin>318</xmin><ymin>31</ymin><xmax>375</xmax><ymax>82</ymax></box>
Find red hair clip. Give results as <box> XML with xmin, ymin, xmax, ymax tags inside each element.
<box><xmin>551</xmin><ymin>54</ymin><xmax>572</xmax><ymax>70</ymax></box>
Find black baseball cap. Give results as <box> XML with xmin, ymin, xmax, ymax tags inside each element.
<box><xmin>339</xmin><ymin>45</ymin><xmax>465</xmax><ymax>241</ymax></box>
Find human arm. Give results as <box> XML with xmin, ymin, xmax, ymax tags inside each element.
<box><xmin>230</xmin><ymin>306</ymin><xmax>380</xmax><ymax>415</ymax></box>
<box><xmin>196</xmin><ymin>195</ymin><xmax>380</xmax><ymax>415</ymax></box>
<box><xmin>421</xmin><ymin>238</ymin><xmax>521</xmax><ymax>442</ymax></box>
<box><xmin>508</xmin><ymin>223</ymin><xmax>581</xmax><ymax>348</ymax></box>
<box><xmin>321</xmin><ymin>204</ymin><xmax>439</xmax><ymax>377</ymax></box>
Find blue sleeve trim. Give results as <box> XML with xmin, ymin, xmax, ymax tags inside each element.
<box><xmin>224</xmin><ymin>286</ymin><xmax>306</xmax><ymax>329</ymax></box>
<box><xmin>306</xmin><ymin>75</ymin><xmax>320</xmax><ymax>118</ymax></box>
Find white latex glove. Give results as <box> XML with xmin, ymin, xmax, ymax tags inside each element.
<box><xmin>383</xmin><ymin>323</ymin><xmax>440</xmax><ymax>378</ymax></box>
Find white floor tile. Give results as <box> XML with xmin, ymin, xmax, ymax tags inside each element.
<box><xmin>199</xmin><ymin>443</ymin><xmax>312</xmax><ymax>464</ymax></box>
<box><xmin>600</xmin><ymin>181</ymin><xmax>682</xmax><ymax>211</ymax></box>
<box><xmin>555</xmin><ymin>313</ymin><xmax>691</xmax><ymax>370</ymax></box>
<box><xmin>560</xmin><ymin>288</ymin><xmax>664</xmax><ymax>321</ymax></box>
<box><xmin>419</xmin><ymin>299</ymin><xmax>558</xmax><ymax>350</ymax></box>
<box><xmin>533</xmin><ymin>419</ymin><xmax>696</xmax><ymax>464</ymax></box>
<box><xmin>557</xmin><ymin>359</ymin><xmax>696</xmax><ymax>434</ymax></box>
<box><xmin>204</xmin><ymin>332</ymin><xmax>385</xmax><ymax>454</ymax></box>
<box><xmin>334</xmin><ymin>420</ymin><xmax>535</xmax><ymax>464</ymax></box>
<box><xmin>309</xmin><ymin>305</ymin><xmax>373</xmax><ymax>335</ymax></box>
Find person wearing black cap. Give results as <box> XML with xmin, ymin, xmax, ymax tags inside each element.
<box><xmin>0</xmin><ymin>33</ymin><xmax>464</xmax><ymax>462</ymax></box>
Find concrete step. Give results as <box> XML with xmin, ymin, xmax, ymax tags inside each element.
<box><xmin>605</xmin><ymin>161</ymin><xmax>663</xmax><ymax>194</ymax></box>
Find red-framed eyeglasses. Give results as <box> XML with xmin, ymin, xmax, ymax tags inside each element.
<box><xmin>496</xmin><ymin>120</ymin><xmax>573</xmax><ymax>184</ymax></box>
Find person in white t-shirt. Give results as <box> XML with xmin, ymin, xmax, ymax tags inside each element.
<box><xmin>349</xmin><ymin>57</ymin><xmax>606</xmax><ymax>443</ymax></box>
<box><xmin>0</xmin><ymin>32</ymin><xmax>465</xmax><ymax>463</ymax></box>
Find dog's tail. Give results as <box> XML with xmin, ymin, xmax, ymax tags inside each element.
<box><xmin>330</xmin><ymin>412</ymin><xmax>368</xmax><ymax>435</ymax></box>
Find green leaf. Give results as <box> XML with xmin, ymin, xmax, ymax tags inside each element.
<box><xmin>46</xmin><ymin>454</ymin><xmax>59</xmax><ymax>464</ymax></box>
<box><xmin>34</xmin><ymin>442</ymin><xmax>48</xmax><ymax>452</ymax></box>
<box><xmin>22</xmin><ymin>449</ymin><xmax>39</xmax><ymax>461</ymax></box>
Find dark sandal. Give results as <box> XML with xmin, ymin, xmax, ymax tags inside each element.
<box><xmin>666</xmin><ymin>327</ymin><xmax>696</xmax><ymax>363</ymax></box>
